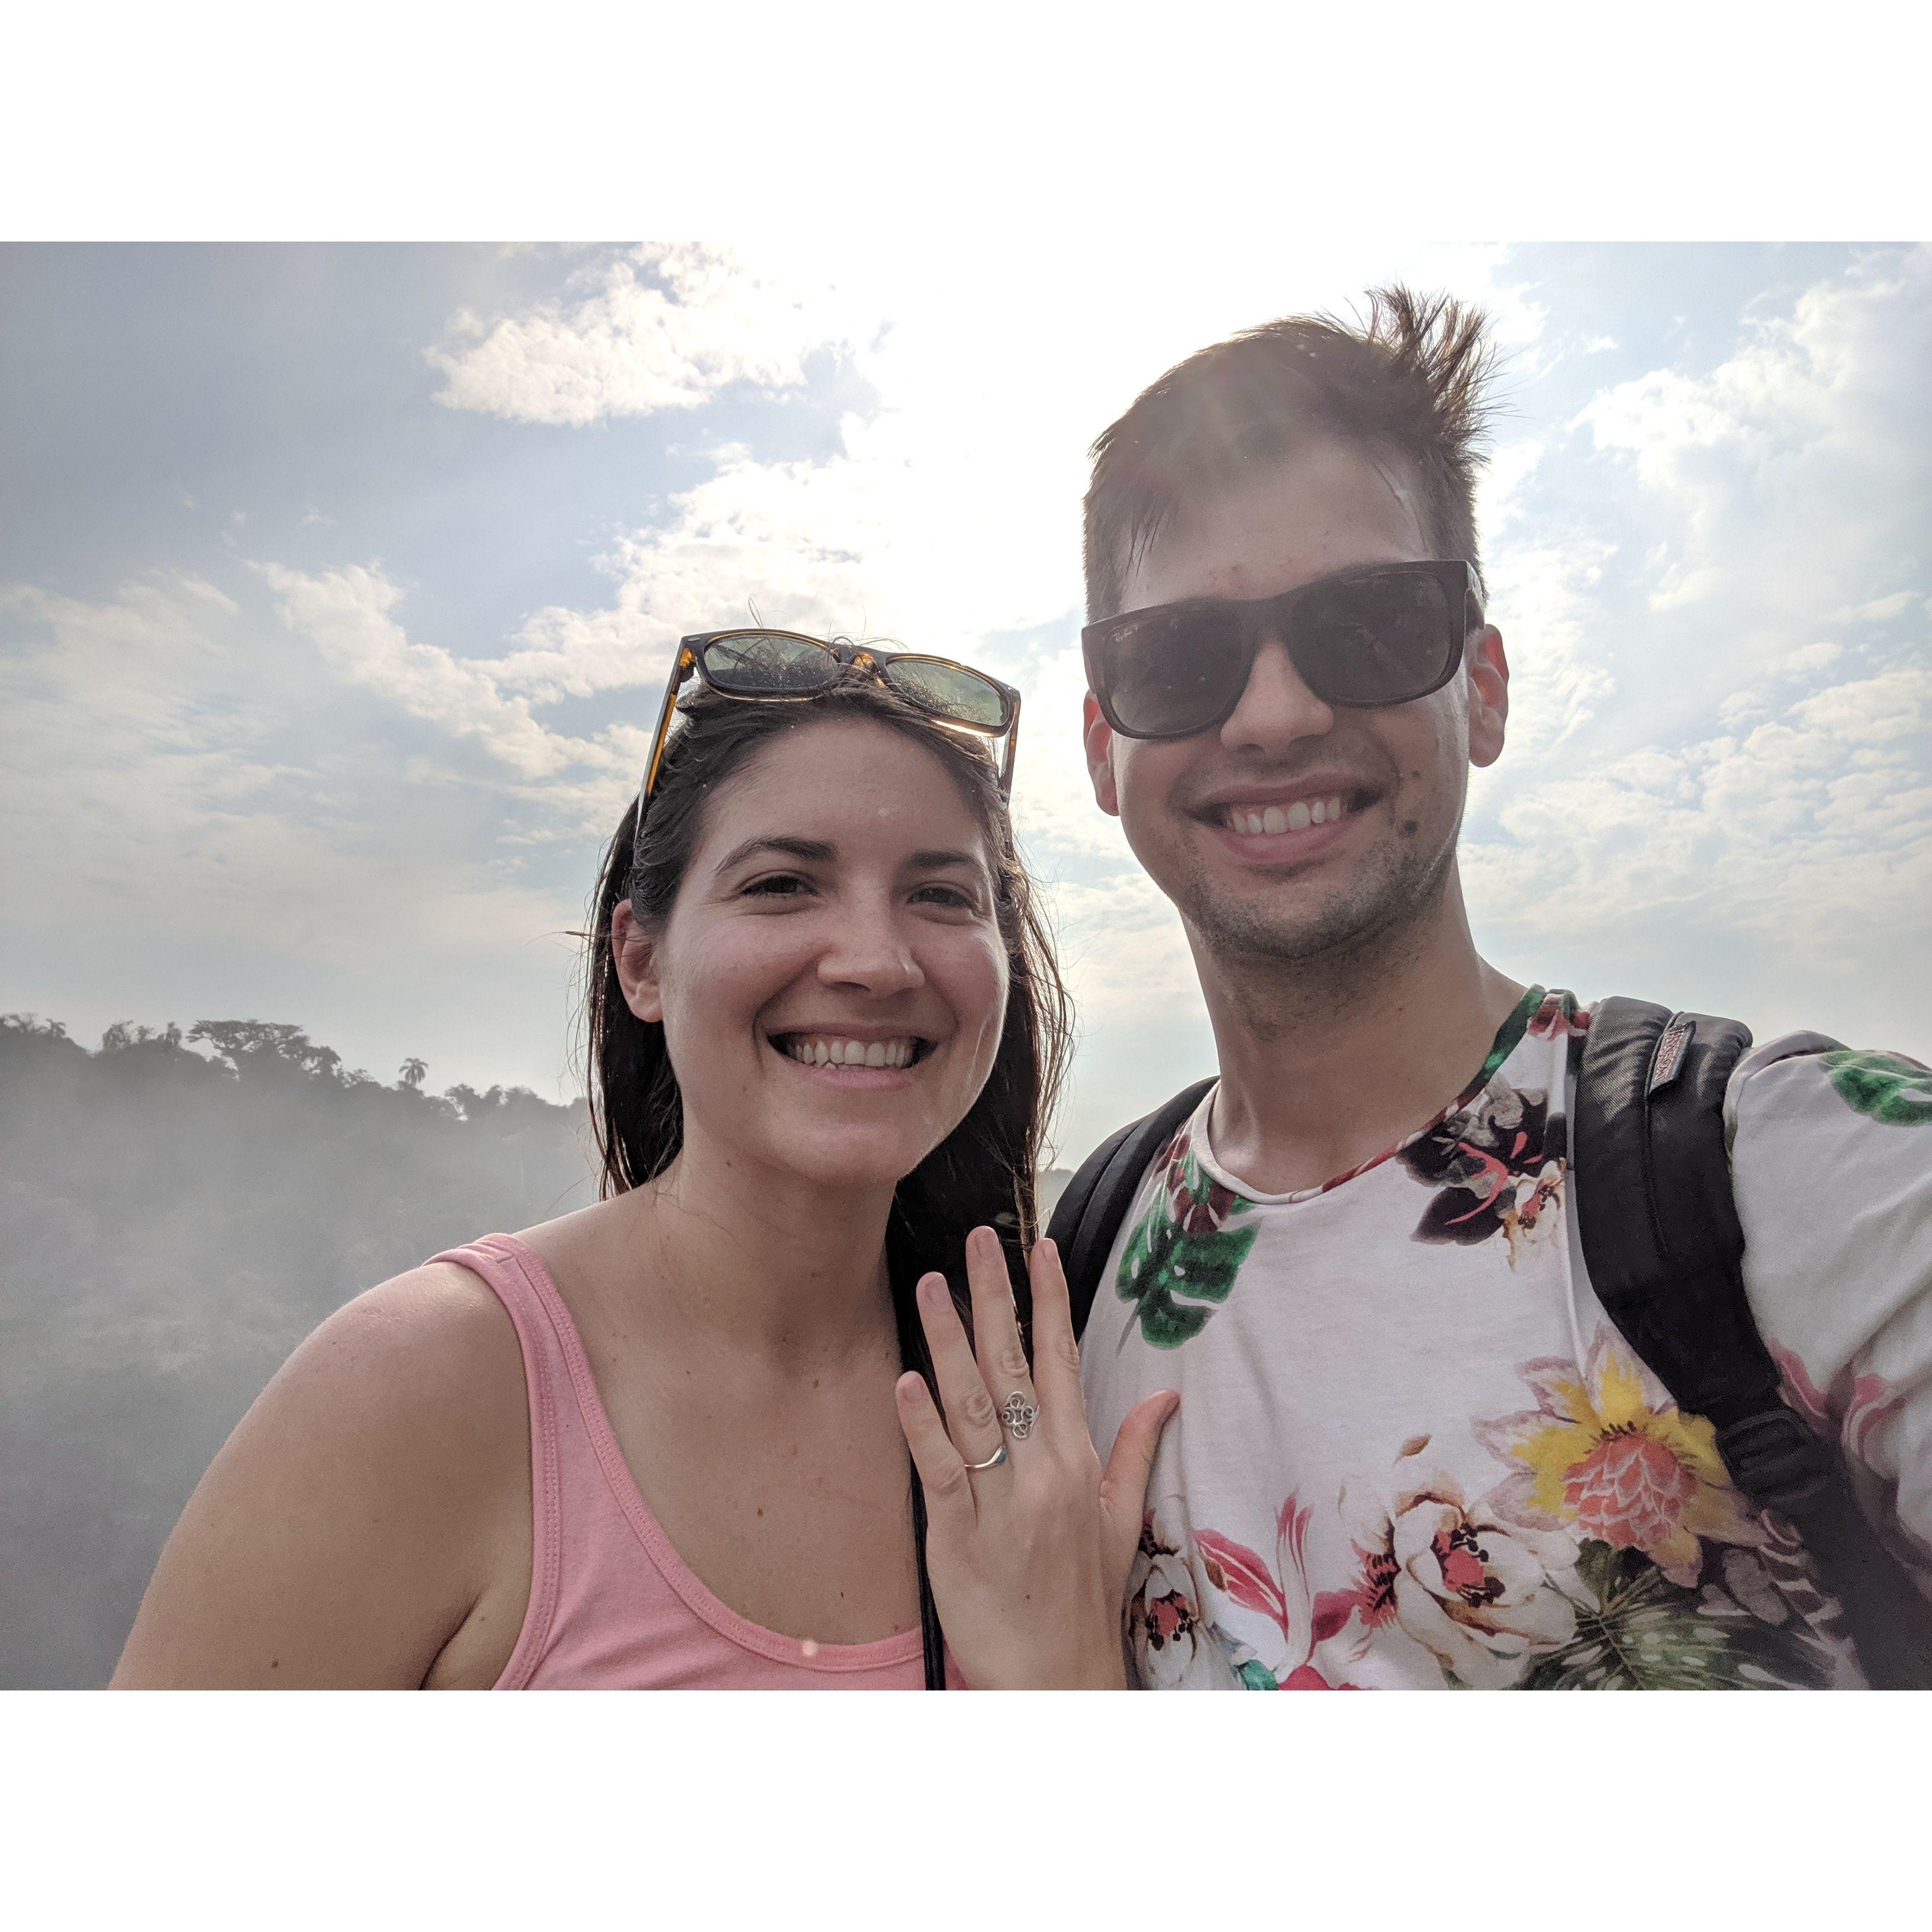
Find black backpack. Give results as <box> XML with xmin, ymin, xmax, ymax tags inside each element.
<box><xmin>1046</xmin><ymin>996</ymin><xmax>1932</xmax><ymax>1689</ymax></box>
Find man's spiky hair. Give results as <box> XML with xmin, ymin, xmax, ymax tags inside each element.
<box><xmin>1083</xmin><ymin>286</ymin><xmax>1500</xmax><ymax>621</ymax></box>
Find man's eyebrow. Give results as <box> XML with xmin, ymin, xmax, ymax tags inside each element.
<box><xmin>711</xmin><ymin>835</ymin><xmax>836</xmax><ymax>876</ymax></box>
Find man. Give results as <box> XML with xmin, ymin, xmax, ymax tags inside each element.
<box><xmin>1070</xmin><ymin>288</ymin><xmax>1932</xmax><ymax>1688</ymax></box>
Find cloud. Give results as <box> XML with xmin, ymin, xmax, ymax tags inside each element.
<box><xmin>1830</xmin><ymin>591</ymin><xmax>1921</xmax><ymax>624</ymax></box>
<box><xmin>1467</xmin><ymin>655</ymin><xmax>1931</xmax><ymax>973</ymax></box>
<box><xmin>1567</xmin><ymin>247</ymin><xmax>1930</xmax><ymax>652</ymax></box>
<box><xmin>426</xmin><ymin>243</ymin><xmax>871</xmax><ymax>427</ymax></box>
<box><xmin>1454</xmin><ymin>247</ymin><xmax>1932</xmax><ymax>1040</ymax></box>
<box><xmin>257</xmin><ymin>562</ymin><xmax>594</xmax><ymax>781</ymax></box>
<box><xmin>0</xmin><ymin>565</ymin><xmax>614</xmax><ymax>1111</ymax></box>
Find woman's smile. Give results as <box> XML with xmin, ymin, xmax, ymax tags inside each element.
<box><xmin>769</xmin><ymin>1029</ymin><xmax>934</xmax><ymax>1076</ymax></box>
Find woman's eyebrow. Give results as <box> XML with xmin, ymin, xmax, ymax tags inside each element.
<box><xmin>712</xmin><ymin>835</ymin><xmax>836</xmax><ymax>877</ymax></box>
<box><xmin>905</xmin><ymin>848</ymin><xmax>981</xmax><ymax>871</ymax></box>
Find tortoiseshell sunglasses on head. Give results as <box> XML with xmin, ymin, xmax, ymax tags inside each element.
<box><xmin>637</xmin><ymin>629</ymin><xmax>1022</xmax><ymax>817</ymax></box>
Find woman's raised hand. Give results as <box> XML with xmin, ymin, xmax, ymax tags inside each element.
<box><xmin>893</xmin><ymin>1225</ymin><xmax>1178</xmax><ymax>1689</ymax></box>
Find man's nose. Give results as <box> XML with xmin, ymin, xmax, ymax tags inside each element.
<box><xmin>816</xmin><ymin>900</ymin><xmax>925</xmax><ymax>996</ymax></box>
<box><xmin>1218</xmin><ymin>636</ymin><xmax>1335</xmax><ymax>756</ymax></box>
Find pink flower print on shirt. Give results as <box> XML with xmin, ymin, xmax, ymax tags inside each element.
<box><xmin>1525</xmin><ymin>990</ymin><xmax>1588</xmax><ymax>1040</ymax></box>
<box><xmin>1525</xmin><ymin>988</ymin><xmax>1590</xmax><ymax>1073</ymax></box>
<box><xmin>1767</xmin><ymin>1341</ymin><xmax>1932</xmax><ymax>1585</ymax></box>
<box><xmin>1767</xmin><ymin>1339</ymin><xmax>1903</xmax><ymax>1458</ymax></box>
<box><xmin>1477</xmin><ymin>1332</ymin><xmax>1764</xmax><ymax>1585</ymax></box>
<box><xmin>1371</xmin><ymin>1475</ymin><xmax>1580</xmax><ymax>1688</ymax></box>
<box><xmin>1125</xmin><ymin>1505</ymin><xmax>1241</xmax><ymax>1688</ymax></box>
<box><xmin>1564</xmin><ymin>1428</ymin><xmax>1701</xmax><ymax>1552</ymax></box>
<box><xmin>1194</xmin><ymin>1497</ymin><xmax>1376</xmax><ymax>1690</ymax></box>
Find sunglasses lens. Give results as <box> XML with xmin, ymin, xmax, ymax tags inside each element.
<box><xmin>700</xmin><ymin>632</ymin><xmax>839</xmax><ymax>695</ymax></box>
<box><xmin>1094</xmin><ymin>606</ymin><xmax>1252</xmax><ymax>738</ymax></box>
<box><xmin>1295</xmin><ymin>572</ymin><xmax>1458</xmax><ymax>705</ymax></box>
<box><xmin>882</xmin><ymin>658</ymin><xmax>1009</xmax><ymax>730</ymax></box>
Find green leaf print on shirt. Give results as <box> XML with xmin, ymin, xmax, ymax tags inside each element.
<box><xmin>1115</xmin><ymin>1134</ymin><xmax>1258</xmax><ymax>1348</ymax></box>
<box><xmin>1820</xmin><ymin>1049</ymin><xmax>1932</xmax><ymax>1126</ymax></box>
<box><xmin>1519</xmin><ymin>1542</ymin><xmax>1833</xmax><ymax>1690</ymax></box>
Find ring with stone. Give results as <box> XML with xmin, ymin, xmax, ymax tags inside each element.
<box><xmin>961</xmin><ymin>1441</ymin><xmax>1009</xmax><ymax>1472</ymax></box>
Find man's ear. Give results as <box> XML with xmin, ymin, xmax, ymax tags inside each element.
<box><xmin>610</xmin><ymin>900</ymin><xmax>665</xmax><ymax>1025</ymax></box>
<box><xmin>1083</xmin><ymin>693</ymin><xmax>1122</xmax><ymax>817</ymax></box>
<box><xmin>1465</xmin><ymin>625</ymin><xmax>1510</xmax><ymax>769</ymax></box>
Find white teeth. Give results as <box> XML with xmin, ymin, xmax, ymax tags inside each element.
<box><xmin>1229</xmin><ymin>798</ymin><xmax>1350</xmax><ymax>836</ymax></box>
<box><xmin>783</xmin><ymin>1036</ymin><xmax>916</xmax><ymax>1069</ymax></box>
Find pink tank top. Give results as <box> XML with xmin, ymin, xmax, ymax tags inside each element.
<box><xmin>429</xmin><ymin>1234</ymin><xmax>961</xmax><ymax>1689</ymax></box>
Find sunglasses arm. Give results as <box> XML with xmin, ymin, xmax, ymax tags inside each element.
<box><xmin>640</xmin><ymin>645</ymin><xmax>698</xmax><ymax>812</ymax></box>
<box><xmin>998</xmin><ymin>688</ymin><xmax>1020</xmax><ymax>798</ymax></box>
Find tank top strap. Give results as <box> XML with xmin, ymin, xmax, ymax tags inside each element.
<box><xmin>424</xmin><ymin>1233</ymin><xmax>572</xmax><ymax>1689</ymax></box>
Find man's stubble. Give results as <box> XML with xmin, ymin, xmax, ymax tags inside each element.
<box><xmin>1171</xmin><ymin>796</ymin><xmax>1467</xmax><ymax>1042</ymax></box>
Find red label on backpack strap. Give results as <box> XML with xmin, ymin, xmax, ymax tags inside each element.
<box><xmin>1648</xmin><ymin>1018</ymin><xmax>1696</xmax><ymax>1093</ymax></box>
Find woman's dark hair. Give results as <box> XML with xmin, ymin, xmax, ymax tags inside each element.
<box><xmin>583</xmin><ymin>668</ymin><xmax>1072</xmax><ymax>1316</ymax></box>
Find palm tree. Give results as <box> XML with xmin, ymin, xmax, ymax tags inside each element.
<box><xmin>398</xmin><ymin>1057</ymin><xmax>428</xmax><ymax>1091</ymax></box>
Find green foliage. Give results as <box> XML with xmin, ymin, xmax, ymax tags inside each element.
<box><xmin>1820</xmin><ymin>1049</ymin><xmax>1932</xmax><ymax>1126</ymax></box>
<box><xmin>1519</xmin><ymin>1541</ymin><xmax>1834</xmax><ymax>1690</ymax></box>
<box><xmin>1115</xmin><ymin>1193</ymin><xmax>1257</xmax><ymax>1348</ymax></box>
<box><xmin>0</xmin><ymin>1015</ymin><xmax>594</xmax><ymax>1689</ymax></box>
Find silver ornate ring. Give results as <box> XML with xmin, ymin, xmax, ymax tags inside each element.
<box><xmin>962</xmin><ymin>1441</ymin><xmax>1009</xmax><ymax>1472</ymax></box>
<box><xmin>1000</xmin><ymin>1392</ymin><xmax>1039</xmax><ymax>1440</ymax></box>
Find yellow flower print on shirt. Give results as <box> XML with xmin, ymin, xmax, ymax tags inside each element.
<box><xmin>1477</xmin><ymin>1334</ymin><xmax>1764</xmax><ymax>1586</ymax></box>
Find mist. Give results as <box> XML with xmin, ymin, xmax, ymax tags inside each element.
<box><xmin>0</xmin><ymin>1013</ymin><xmax>596</xmax><ymax>1688</ymax></box>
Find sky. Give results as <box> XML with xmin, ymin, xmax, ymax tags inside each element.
<box><xmin>2</xmin><ymin>241</ymin><xmax>1927</xmax><ymax>1164</ymax></box>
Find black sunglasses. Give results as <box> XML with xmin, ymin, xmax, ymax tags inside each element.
<box><xmin>1081</xmin><ymin>561</ymin><xmax>1474</xmax><ymax>742</ymax></box>
<box><xmin>639</xmin><ymin>629</ymin><xmax>1022</xmax><ymax>816</ymax></box>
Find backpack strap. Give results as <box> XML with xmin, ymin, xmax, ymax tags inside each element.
<box><xmin>1048</xmin><ymin>1078</ymin><xmax>1217</xmax><ymax>1340</ymax></box>
<box><xmin>1573</xmin><ymin>998</ymin><xmax>1774</xmax><ymax>1422</ymax></box>
<box><xmin>1576</xmin><ymin>996</ymin><xmax>1932</xmax><ymax>1688</ymax></box>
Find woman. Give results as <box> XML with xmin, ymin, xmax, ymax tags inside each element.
<box><xmin>112</xmin><ymin>629</ymin><xmax>1177</xmax><ymax>1688</ymax></box>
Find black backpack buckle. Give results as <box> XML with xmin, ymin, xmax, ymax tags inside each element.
<box><xmin>1715</xmin><ymin>1408</ymin><xmax>1837</xmax><ymax>1518</ymax></box>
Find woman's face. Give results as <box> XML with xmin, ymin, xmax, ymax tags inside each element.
<box><xmin>618</xmin><ymin>716</ymin><xmax>1012</xmax><ymax>1196</ymax></box>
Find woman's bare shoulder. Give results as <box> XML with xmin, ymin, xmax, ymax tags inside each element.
<box><xmin>111</xmin><ymin>1259</ymin><xmax>530</xmax><ymax>1689</ymax></box>
<box><xmin>249</xmin><ymin>1258</ymin><xmax>531</xmax><ymax>1473</ymax></box>
<box><xmin>297</xmin><ymin>1258</ymin><xmax>526</xmax><ymax>1406</ymax></box>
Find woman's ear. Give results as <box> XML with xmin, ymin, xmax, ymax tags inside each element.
<box><xmin>611</xmin><ymin>900</ymin><xmax>665</xmax><ymax>1025</ymax></box>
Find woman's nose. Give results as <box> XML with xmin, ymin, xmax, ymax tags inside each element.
<box><xmin>1219</xmin><ymin>636</ymin><xmax>1335</xmax><ymax>756</ymax></box>
<box><xmin>815</xmin><ymin>905</ymin><xmax>925</xmax><ymax>996</ymax></box>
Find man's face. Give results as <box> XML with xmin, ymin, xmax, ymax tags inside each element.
<box><xmin>1084</xmin><ymin>438</ymin><xmax>1509</xmax><ymax>967</ymax></box>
